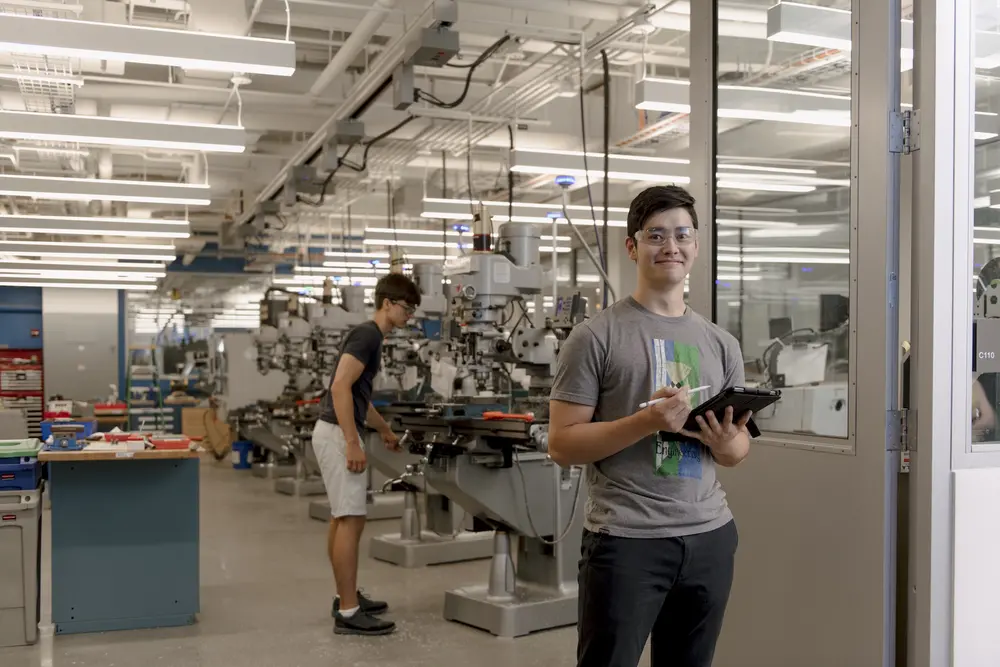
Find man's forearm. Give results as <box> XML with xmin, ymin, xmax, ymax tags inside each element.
<box><xmin>332</xmin><ymin>388</ymin><xmax>361</xmax><ymax>446</ymax></box>
<box><xmin>549</xmin><ymin>411</ymin><xmax>656</xmax><ymax>466</ymax></box>
<box><xmin>710</xmin><ymin>430</ymin><xmax>750</xmax><ymax>467</ymax></box>
<box><xmin>367</xmin><ymin>404</ymin><xmax>391</xmax><ymax>435</ymax></box>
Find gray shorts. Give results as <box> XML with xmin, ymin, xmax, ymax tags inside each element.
<box><xmin>312</xmin><ymin>420</ymin><xmax>367</xmax><ymax>518</ymax></box>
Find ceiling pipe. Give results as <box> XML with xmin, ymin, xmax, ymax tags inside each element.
<box><xmin>309</xmin><ymin>0</ymin><xmax>398</xmax><ymax>97</ymax></box>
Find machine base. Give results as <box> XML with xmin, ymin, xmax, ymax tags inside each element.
<box><xmin>443</xmin><ymin>583</ymin><xmax>578</xmax><ymax>638</ymax></box>
<box><xmin>307</xmin><ymin>493</ymin><xmax>405</xmax><ymax>522</ymax></box>
<box><xmin>369</xmin><ymin>531</ymin><xmax>493</xmax><ymax>568</ymax></box>
<box><xmin>273</xmin><ymin>477</ymin><xmax>326</xmax><ymax>497</ymax></box>
<box><xmin>251</xmin><ymin>463</ymin><xmax>295</xmax><ymax>480</ymax></box>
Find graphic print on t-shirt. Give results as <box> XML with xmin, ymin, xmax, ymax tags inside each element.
<box><xmin>651</xmin><ymin>339</ymin><xmax>704</xmax><ymax>479</ymax></box>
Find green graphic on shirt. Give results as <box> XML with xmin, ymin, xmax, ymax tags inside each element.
<box><xmin>651</xmin><ymin>339</ymin><xmax>704</xmax><ymax>479</ymax></box>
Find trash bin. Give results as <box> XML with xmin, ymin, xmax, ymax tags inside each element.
<box><xmin>0</xmin><ymin>488</ymin><xmax>41</xmax><ymax>647</ymax></box>
<box><xmin>232</xmin><ymin>441</ymin><xmax>253</xmax><ymax>469</ymax></box>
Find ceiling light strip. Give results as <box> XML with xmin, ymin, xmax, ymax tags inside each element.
<box><xmin>361</xmin><ymin>239</ymin><xmax>571</xmax><ymax>253</ymax></box>
<box><xmin>0</xmin><ymin>110</ymin><xmax>245</xmax><ymax>154</ymax></box>
<box><xmin>0</xmin><ymin>279</ymin><xmax>156</xmax><ymax>290</ymax></box>
<box><xmin>0</xmin><ymin>259</ymin><xmax>169</xmax><ymax>272</ymax></box>
<box><xmin>0</xmin><ymin>240</ymin><xmax>176</xmax><ymax>261</ymax></box>
<box><xmin>0</xmin><ymin>174</ymin><xmax>210</xmax><ymax>205</ymax></box>
<box><xmin>0</xmin><ymin>13</ymin><xmax>296</xmax><ymax>76</ymax></box>
<box><xmin>0</xmin><ymin>214</ymin><xmax>190</xmax><ymax>238</ymax></box>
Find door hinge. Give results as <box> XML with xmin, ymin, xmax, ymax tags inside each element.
<box><xmin>890</xmin><ymin>110</ymin><xmax>920</xmax><ymax>154</ymax></box>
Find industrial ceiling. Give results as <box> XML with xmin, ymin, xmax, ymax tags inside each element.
<box><xmin>0</xmin><ymin>0</ymin><xmax>988</xmax><ymax>330</ymax></box>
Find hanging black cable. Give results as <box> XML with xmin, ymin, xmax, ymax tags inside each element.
<box><xmin>341</xmin><ymin>115</ymin><xmax>416</xmax><ymax>174</ymax></box>
<box><xmin>346</xmin><ymin>206</ymin><xmax>353</xmax><ymax>283</ymax></box>
<box><xmin>441</xmin><ymin>150</ymin><xmax>448</xmax><ymax>265</ymax></box>
<box><xmin>416</xmin><ymin>35</ymin><xmax>511</xmax><ymax>109</ymax></box>
<box><xmin>387</xmin><ymin>179</ymin><xmax>398</xmax><ymax>251</ymax></box>
<box><xmin>577</xmin><ymin>60</ymin><xmax>606</xmax><ymax>274</ymax></box>
<box><xmin>600</xmin><ymin>49</ymin><xmax>611</xmax><ymax>308</ymax></box>
<box><xmin>297</xmin><ymin>142</ymin><xmax>356</xmax><ymax>207</ymax></box>
<box><xmin>507</xmin><ymin>124</ymin><xmax>514</xmax><ymax>233</ymax></box>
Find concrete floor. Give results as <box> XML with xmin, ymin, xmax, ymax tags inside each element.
<box><xmin>0</xmin><ymin>458</ymin><xmax>579</xmax><ymax>667</ymax></box>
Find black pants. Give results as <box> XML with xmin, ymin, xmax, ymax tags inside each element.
<box><xmin>577</xmin><ymin>520</ymin><xmax>738</xmax><ymax>667</ymax></box>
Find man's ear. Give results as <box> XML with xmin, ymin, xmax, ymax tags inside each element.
<box><xmin>626</xmin><ymin>237</ymin><xmax>638</xmax><ymax>262</ymax></box>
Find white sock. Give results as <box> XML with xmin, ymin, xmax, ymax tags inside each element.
<box><xmin>339</xmin><ymin>605</ymin><xmax>359</xmax><ymax>618</ymax></box>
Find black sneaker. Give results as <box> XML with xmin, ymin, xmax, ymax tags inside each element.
<box><xmin>332</xmin><ymin>590</ymin><xmax>389</xmax><ymax>616</ymax></box>
<box><xmin>334</xmin><ymin>609</ymin><xmax>396</xmax><ymax>636</ymax></box>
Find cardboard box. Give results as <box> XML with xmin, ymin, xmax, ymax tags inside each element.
<box><xmin>181</xmin><ymin>408</ymin><xmax>210</xmax><ymax>439</ymax></box>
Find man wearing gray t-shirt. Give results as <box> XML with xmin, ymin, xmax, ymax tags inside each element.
<box><xmin>549</xmin><ymin>185</ymin><xmax>752</xmax><ymax>667</ymax></box>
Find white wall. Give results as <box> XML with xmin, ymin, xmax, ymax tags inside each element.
<box><xmin>953</xmin><ymin>468</ymin><xmax>1000</xmax><ymax>667</ymax></box>
<box><xmin>42</xmin><ymin>288</ymin><xmax>119</xmax><ymax>401</ymax></box>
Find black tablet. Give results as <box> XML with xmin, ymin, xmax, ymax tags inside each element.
<box><xmin>683</xmin><ymin>386</ymin><xmax>781</xmax><ymax>432</ymax></box>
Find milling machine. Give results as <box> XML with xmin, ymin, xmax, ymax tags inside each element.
<box><xmin>248</xmin><ymin>282</ymin><xmax>369</xmax><ymax>496</ymax></box>
<box><xmin>366</xmin><ymin>210</ymin><xmax>586</xmax><ymax>635</ymax></box>
<box><xmin>378</xmin><ymin>262</ymin><xmax>449</xmax><ymax>398</ymax></box>
<box><xmin>308</xmin><ymin>262</ymin><xmax>451</xmax><ymax>525</ymax></box>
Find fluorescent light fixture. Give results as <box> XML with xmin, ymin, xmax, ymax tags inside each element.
<box><xmin>0</xmin><ymin>174</ymin><xmax>210</xmax><ymax>205</ymax></box>
<box><xmin>322</xmin><ymin>252</ymin><xmax>456</xmax><ymax>262</ymax></box>
<box><xmin>719</xmin><ymin>245</ymin><xmax>849</xmax><ymax>254</ymax></box>
<box><xmin>0</xmin><ymin>270</ymin><xmax>159</xmax><ymax>281</ymax></box>
<box><xmin>976</xmin><ymin>196</ymin><xmax>991</xmax><ymax>208</ymax></box>
<box><xmin>766</xmin><ymin>2</ymin><xmax>917</xmax><ymax>70</ymax></box>
<box><xmin>0</xmin><ymin>240</ymin><xmax>176</xmax><ymax>261</ymax></box>
<box><xmin>362</xmin><ymin>238</ymin><xmax>570</xmax><ymax>253</ymax></box>
<box><xmin>747</xmin><ymin>228</ymin><xmax>830</xmax><ymax>238</ymax></box>
<box><xmin>421</xmin><ymin>197</ymin><xmax>631</xmax><ymax>227</ymax></box>
<box><xmin>297</xmin><ymin>266</ymin><xmax>389</xmax><ymax>275</ymax></box>
<box><xmin>511</xmin><ymin>148</ymin><xmax>843</xmax><ymax>190</ymax></box>
<box><xmin>0</xmin><ymin>14</ymin><xmax>296</xmax><ymax>77</ymax></box>
<box><xmin>716</xmin><ymin>219</ymin><xmax>798</xmax><ymax>229</ymax></box>
<box><xmin>275</xmin><ymin>276</ymin><xmax>380</xmax><ymax>287</ymax></box>
<box><xmin>0</xmin><ymin>111</ymin><xmax>245</xmax><ymax>153</ymax></box>
<box><xmin>716</xmin><ymin>275</ymin><xmax>764</xmax><ymax>282</ymax></box>
<box><xmin>323</xmin><ymin>251</ymin><xmax>388</xmax><ymax>260</ymax></box>
<box><xmin>364</xmin><ymin>227</ymin><xmax>570</xmax><ymax>242</ymax></box>
<box><xmin>766</xmin><ymin>2</ymin><xmax>854</xmax><ymax>51</ymax></box>
<box><xmin>986</xmin><ymin>191</ymin><xmax>1000</xmax><ymax>209</ymax></box>
<box><xmin>0</xmin><ymin>214</ymin><xmax>190</xmax><ymax>238</ymax></box>
<box><xmin>717</xmin><ymin>181</ymin><xmax>816</xmax><ymax>194</ymax></box>
<box><xmin>636</xmin><ymin>78</ymin><xmax>852</xmax><ymax>128</ymax></box>
<box><xmin>0</xmin><ymin>259</ymin><xmax>168</xmax><ymax>273</ymax></box>
<box><xmin>718</xmin><ymin>254</ymin><xmax>849</xmax><ymax>265</ymax></box>
<box><xmin>718</xmin><ymin>164</ymin><xmax>817</xmax><ymax>175</ymax></box>
<box><xmin>510</xmin><ymin>148</ymin><xmax>689</xmax><ymax>184</ymax></box>
<box><xmin>0</xmin><ymin>279</ymin><xmax>156</xmax><ymax>290</ymax></box>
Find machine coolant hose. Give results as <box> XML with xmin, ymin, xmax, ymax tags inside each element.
<box><xmin>512</xmin><ymin>448</ymin><xmax>585</xmax><ymax>546</ymax></box>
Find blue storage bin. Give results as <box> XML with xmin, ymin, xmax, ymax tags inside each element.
<box><xmin>0</xmin><ymin>460</ymin><xmax>41</xmax><ymax>491</ymax></box>
<box><xmin>40</xmin><ymin>420</ymin><xmax>96</xmax><ymax>441</ymax></box>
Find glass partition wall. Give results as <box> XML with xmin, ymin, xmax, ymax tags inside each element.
<box><xmin>713</xmin><ymin>0</ymin><xmax>852</xmax><ymax>441</ymax></box>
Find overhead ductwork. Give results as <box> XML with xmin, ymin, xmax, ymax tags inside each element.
<box><xmin>309</xmin><ymin>0</ymin><xmax>398</xmax><ymax>96</ymax></box>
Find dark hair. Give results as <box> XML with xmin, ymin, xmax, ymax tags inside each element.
<box><xmin>374</xmin><ymin>273</ymin><xmax>421</xmax><ymax>310</ymax></box>
<box><xmin>626</xmin><ymin>185</ymin><xmax>699</xmax><ymax>239</ymax></box>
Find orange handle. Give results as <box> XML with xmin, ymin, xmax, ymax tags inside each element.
<box><xmin>482</xmin><ymin>411</ymin><xmax>534</xmax><ymax>422</ymax></box>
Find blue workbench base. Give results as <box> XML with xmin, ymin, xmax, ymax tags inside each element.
<box><xmin>49</xmin><ymin>459</ymin><xmax>200</xmax><ymax>635</ymax></box>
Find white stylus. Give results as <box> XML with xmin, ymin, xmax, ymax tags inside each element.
<box><xmin>638</xmin><ymin>386</ymin><xmax>711</xmax><ymax>409</ymax></box>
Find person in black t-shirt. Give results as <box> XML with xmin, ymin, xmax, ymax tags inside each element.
<box><xmin>312</xmin><ymin>273</ymin><xmax>421</xmax><ymax>636</ymax></box>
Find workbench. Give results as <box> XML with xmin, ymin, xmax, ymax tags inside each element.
<box><xmin>40</xmin><ymin>449</ymin><xmax>200</xmax><ymax>635</ymax></box>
